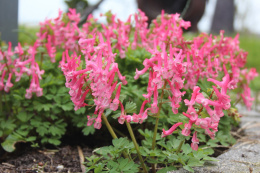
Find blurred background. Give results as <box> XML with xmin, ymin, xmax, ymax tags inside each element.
<box><xmin>0</xmin><ymin>0</ymin><xmax>260</xmax><ymax>96</ymax></box>
<box><xmin>14</xmin><ymin>0</ymin><xmax>260</xmax><ymax>34</ymax></box>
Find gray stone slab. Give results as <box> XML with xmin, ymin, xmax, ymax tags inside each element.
<box><xmin>170</xmin><ymin>142</ymin><xmax>260</xmax><ymax>173</ymax></box>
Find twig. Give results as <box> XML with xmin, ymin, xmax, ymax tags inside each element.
<box><xmin>2</xmin><ymin>162</ymin><xmax>15</xmax><ymax>168</ymax></box>
<box><xmin>77</xmin><ymin>146</ymin><xmax>86</xmax><ymax>173</ymax></box>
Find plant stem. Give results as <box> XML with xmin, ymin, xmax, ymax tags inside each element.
<box><xmin>101</xmin><ymin>113</ymin><xmax>129</xmax><ymax>159</ymax></box>
<box><xmin>172</xmin><ymin>140</ymin><xmax>185</xmax><ymax>166</ymax></box>
<box><xmin>40</xmin><ymin>52</ymin><xmax>44</xmax><ymax>69</ymax></box>
<box><xmin>176</xmin><ymin>140</ymin><xmax>185</xmax><ymax>154</ymax></box>
<box><xmin>125</xmin><ymin>121</ymin><xmax>148</xmax><ymax>173</ymax></box>
<box><xmin>3</xmin><ymin>92</ymin><xmax>11</xmax><ymax>117</ymax></box>
<box><xmin>101</xmin><ymin>113</ymin><xmax>118</xmax><ymax>139</ymax></box>
<box><xmin>151</xmin><ymin>82</ymin><xmax>166</xmax><ymax>173</ymax></box>
<box><xmin>234</xmin><ymin>95</ymin><xmax>242</xmax><ymax>107</ymax></box>
<box><xmin>112</xmin><ymin>127</ymin><xmax>127</xmax><ymax>137</ymax></box>
<box><xmin>0</xmin><ymin>91</ymin><xmax>2</xmax><ymax>113</ymax></box>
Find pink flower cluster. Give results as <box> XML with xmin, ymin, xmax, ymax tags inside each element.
<box><xmin>0</xmin><ymin>9</ymin><xmax>258</xmax><ymax>150</ymax></box>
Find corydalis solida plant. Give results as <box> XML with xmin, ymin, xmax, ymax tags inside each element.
<box><xmin>0</xmin><ymin>9</ymin><xmax>258</xmax><ymax>172</ymax></box>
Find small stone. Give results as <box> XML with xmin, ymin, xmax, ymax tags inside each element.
<box><xmin>38</xmin><ymin>162</ymin><xmax>44</xmax><ymax>166</ymax></box>
<box><xmin>57</xmin><ymin>165</ymin><xmax>64</xmax><ymax>170</ymax></box>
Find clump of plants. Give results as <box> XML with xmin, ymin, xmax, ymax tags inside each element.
<box><xmin>0</xmin><ymin>9</ymin><xmax>258</xmax><ymax>172</ymax></box>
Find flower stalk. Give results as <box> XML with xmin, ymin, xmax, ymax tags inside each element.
<box><xmin>126</xmin><ymin>121</ymin><xmax>148</xmax><ymax>173</ymax></box>
<box><xmin>101</xmin><ymin>113</ymin><xmax>129</xmax><ymax>159</ymax></box>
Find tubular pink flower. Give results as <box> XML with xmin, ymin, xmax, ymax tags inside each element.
<box><xmin>191</xmin><ymin>131</ymin><xmax>199</xmax><ymax>151</ymax></box>
<box><xmin>87</xmin><ymin>115</ymin><xmax>96</xmax><ymax>126</ymax></box>
<box><xmin>94</xmin><ymin>109</ymin><xmax>104</xmax><ymax>129</ymax></box>
<box><xmin>4</xmin><ymin>73</ymin><xmax>13</xmax><ymax>92</ymax></box>
<box><xmin>134</xmin><ymin>66</ymin><xmax>149</xmax><ymax>80</ymax></box>
<box><xmin>0</xmin><ymin>70</ymin><xmax>6</xmax><ymax>90</ymax></box>
<box><xmin>110</xmin><ymin>84</ymin><xmax>121</xmax><ymax>111</ymax></box>
<box><xmin>150</xmin><ymin>85</ymin><xmax>158</xmax><ymax>114</ymax></box>
<box><xmin>184</xmin><ymin>86</ymin><xmax>200</xmax><ymax>107</ymax></box>
<box><xmin>45</xmin><ymin>35</ymin><xmax>56</xmax><ymax>62</ymax></box>
<box><xmin>118</xmin><ymin>101</ymin><xmax>126</xmax><ymax>124</ymax></box>
<box><xmin>212</xmin><ymin>86</ymin><xmax>231</xmax><ymax>110</ymax></box>
<box><xmin>133</xmin><ymin>100</ymin><xmax>149</xmax><ymax>123</ymax></box>
<box><xmin>25</xmin><ymin>89</ymin><xmax>33</xmax><ymax>99</ymax></box>
<box><xmin>161</xmin><ymin>122</ymin><xmax>183</xmax><ymax>138</ymax></box>
<box><xmin>143</xmin><ymin>70</ymin><xmax>153</xmax><ymax>101</ymax></box>
<box><xmin>208</xmin><ymin>73</ymin><xmax>230</xmax><ymax>94</ymax></box>
<box><xmin>181</xmin><ymin>121</ymin><xmax>192</xmax><ymax>136</ymax></box>
<box><xmin>183</xmin><ymin>112</ymin><xmax>197</xmax><ymax>122</ymax></box>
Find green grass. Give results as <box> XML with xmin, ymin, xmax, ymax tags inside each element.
<box><xmin>239</xmin><ymin>35</ymin><xmax>260</xmax><ymax>91</ymax></box>
<box><xmin>18</xmin><ymin>25</ymin><xmax>39</xmax><ymax>45</ymax></box>
<box><xmin>239</xmin><ymin>35</ymin><xmax>260</xmax><ymax>72</ymax></box>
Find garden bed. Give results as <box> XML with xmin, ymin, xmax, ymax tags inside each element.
<box><xmin>0</xmin><ymin>126</ymin><xmax>245</xmax><ymax>173</ymax></box>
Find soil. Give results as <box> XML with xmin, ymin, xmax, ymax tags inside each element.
<box><xmin>0</xmin><ymin>129</ymin><xmax>113</xmax><ymax>173</ymax></box>
<box><xmin>0</xmin><ymin>145</ymin><xmax>92</xmax><ymax>173</ymax></box>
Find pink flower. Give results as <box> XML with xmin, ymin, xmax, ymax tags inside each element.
<box><xmin>191</xmin><ymin>132</ymin><xmax>199</xmax><ymax>151</ymax></box>
<box><xmin>87</xmin><ymin>115</ymin><xmax>96</xmax><ymax>126</ymax></box>
<box><xmin>241</xmin><ymin>84</ymin><xmax>254</xmax><ymax>110</ymax></box>
<box><xmin>110</xmin><ymin>84</ymin><xmax>121</xmax><ymax>111</ymax></box>
<box><xmin>45</xmin><ymin>35</ymin><xmax>56</xmax><ymax>62</ymax></box>
<box><xmin>184</xmin><ymin>86</ymin><xmax>200</xmax><ymax>107</ymax></box>
<box><xmin>118</xmin><ymin>101</ymin><xmax>126</xmax><ymax>124</ymax></box>
<box><xmin>208</xmin><ymin>73</ymin><xmax>230</xmax><ymax>95</ymax></box>
<box><xmin>150</xmin><ymin>85</ymin><xmax>158</xmax><ymax>114</ymax></box>
<box><xmin>161</xmin><ymin>122</ymin><xmax>183</xmax><ymax>138</ymax></box>
<box><xmin>182</xmin><ymin>121</ymin><xmax>193</xmax><ymax>136</ymax></box>
<box><xmin>94</xmin><ymin>110</ymin><xmax>104</xmax><ymax>129</ymax></box>
<box><xmin>0</xmin><ymin>70</ymin><xmax>6</xmax><ymax>90</ymax></box>
<box><xmin>4</xmin><ymin>73</ymin><xmax>13</xmax><ymax>92</ymax></box>
<box><xmin>212</xmin><ymin>86</ymin><xmax>231</xmax><ymax>110</ymax></box>
<box><xmin>132</xmin><ymin>100</ymin><xmax>149</xmax><ymax>123</ymax></box>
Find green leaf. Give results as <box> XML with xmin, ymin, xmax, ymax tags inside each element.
<box><xmin>75</xmin><ymin>107</ymin><xmax>86</xmax><ymax>114</ymax></box>
<box><xmin>82</xmin><ymin>126</ymin><xmax>95</xmax><ymax>136</ymax></box>
<box><xmin>187</xmin><ymin>157</ymin><xmax>204</xmax><ymax>167</ymax></box>
<box><xmin>1</xmin><ymin>119</ymin><xmax>16</xmax><ymax>131</ymax></box>
<box><xmin>125</xmin><ymin>101</ymin><xmax>136</xmax><ymax>113</ymax></box>
<box><xmin>36</xmin><ymin>126</ymin><xmax>48</xmax><ymax>136</ymax></box>
<box><xmin>157</xmin><ymin>166</ymin><xmax>177</xmax><ymax>173</ymax></box>
<box><xmin>17</xmin><ymin>112</ymin><xmax>32</xmax><ymax>122</ymax></box>
<box><xmin>49</xmin><ymin>125</ymin><xmax>64</xmax><ymax>136</ymax></box>
<box><xmin>13</xmin><ymin>94</ymin><xmax>23</xmax><ymax>100</ymax></box>
<box><xmin>167</xmin><ymin>153</ymin><xmax>178</xmax><ymax>161</ymax></box>
<box><xmin>107</xmin><ymin>160</ymin><xmax>119</xmax><ymax>170</ymax></box>
<box><xmin>48</xmin><ymin>138</ymin><xmax>61</xmax><ymax>145</ymax></box>
<box><xmin>118</xmin><ymin>158</ymin><xmax>128</xmax><ymax>170</ymax></box>
<box><xmin>59</xmin><ymin>102</ymin><xmax>74</xmax><ymax>111</ymax></box>
<box><xmin>49</xmin><ymin>85</ymin><xmax>57</xmax><ymax>94</ymax></box>
<box><xmin>193</xmin><ymin>150</ymin><xmax>206</xmax><ymax>160</ymax></box>
<box><xmin>181</xmin><ymin>143</ymin><xmax>193</xmax><ymax>155</ymax></box>
<box><xmin>203</xmin><ymin>156</ymin><xmax>218</xmax><ymax>161</ymax></box>
<box><xmin>26</xmin><ymin>136</ymin><xmax>36</xmax><ymax>142</ymax></box>
<box><xmin>57</xmin><ymin>87</ymin><xmax>69</xmax><ymax>94</ymax></box>
<box><xmin>183</xmin><ymin>165</ymin><xmax>194</xmax><ymax>173</ymax></box>
<box><xmin>112</xmin><ymin>137</ymin><xmax>129</xmax><ymax>148</ymax></box>
<box><xmin>44</xmin><ymin>94</ymin><xmax>54</xmax><ymax>100</ymax></box>
<box><xmin>0</xmin><ymin>130</ymin><xmax>3</xmax><ymax>137</ymax></box>
<box><xmin>1</xmin><ymin>134</ymin><xmax>25</xmax><ymax>152</ymax></box>
<box><xmin>121</xmin><ymin>161</ymin><xmax>139</xmax><ymax>172</ymax></box>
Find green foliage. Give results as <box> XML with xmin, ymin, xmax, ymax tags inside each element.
<box><xmin>0</xmin><ymin>54</ymin><xmax>95</xmax><ymax>152</ymax></box>
<box><xmin>85</xmin><ymin>137</ymin><xmax>139</xmax><ymax>173</ymax></box>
